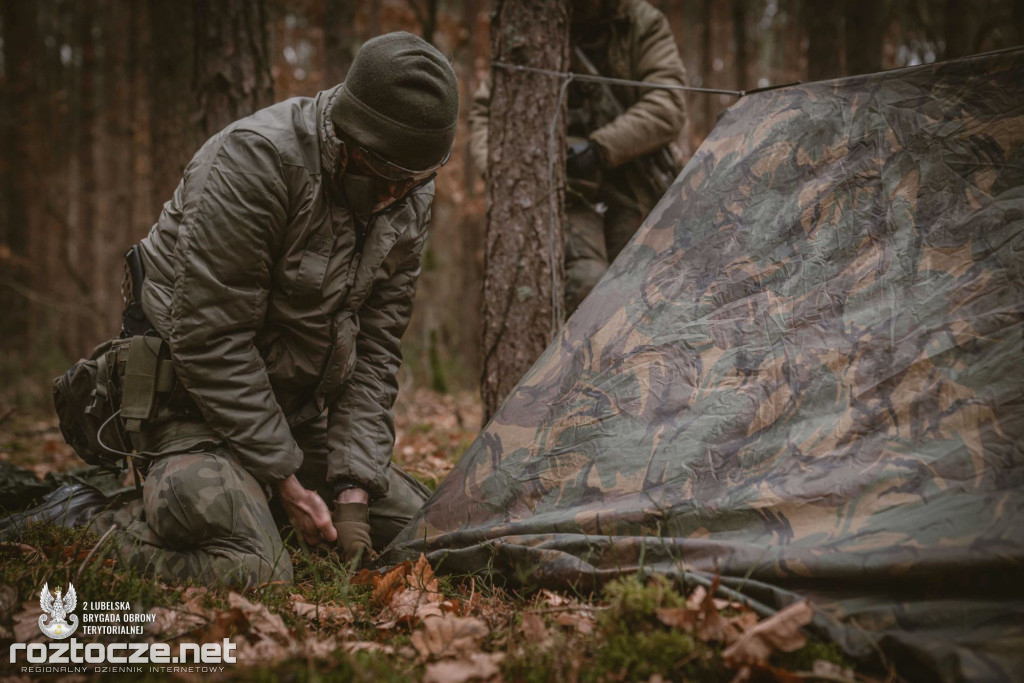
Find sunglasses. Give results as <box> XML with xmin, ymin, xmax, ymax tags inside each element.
<box><xmin>348</xmin><ymin>143</ymin><xmax>451</xmax><ymax>185</ymax></box>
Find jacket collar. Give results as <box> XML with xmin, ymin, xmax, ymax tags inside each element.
<box><xmin>316</xmin><ymin>84</ymin><xmax>345</xmax><ymax>179</ymax></box>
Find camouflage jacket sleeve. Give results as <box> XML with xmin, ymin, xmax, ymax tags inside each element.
<box><xmin>326</xmin><ymin>197</ymin><xmax>432</xmax><ymax>499</ymax></box>
<box><xmin>589</xmin><ymin>4</ymin><xmax>687</xmax><ymax>170</ymax></box>
<box><xmin>467</xmin><ymin>78</ymin><xmax>492</xmax><ymax>177</ymax></box>
<box><xmin>167</xmin><ymin>130</ymin><xmax>302</xmax><ymax>485</ymax></box>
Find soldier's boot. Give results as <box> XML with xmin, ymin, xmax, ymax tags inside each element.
<box><xmin>90</xmin><ymin>450</ymin><xmax>292</xmax><ymax>587</ymax></box>
<box><xmin>565</xmin><ymin>203</ymin><xmax>609</xmax><ymax>313</ymax></box>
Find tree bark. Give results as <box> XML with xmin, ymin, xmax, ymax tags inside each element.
<box><xmin>700</xmin><ymin>0</ymin><xmax>713</xmax><ymax>136</ymax></box>
<box><xmin>193</xmin><ymin>0</ymin><xmax>275</xmax><ymax>139</ymax></box>
<box><xmin>149</xmin><ymin>0</ymin><xmax>197</xmax><ymax>203</ymax></box>
<box><xmin>0</xmin><ymin>0</ymin><xmax>36</xmax><ymax>351</ymax></box>
<box><xmin>480</xmin><ymin>0</ymin><xmax>569</xmax><ymax>421</ymax></box>
<box><xmin>805</xmin><ymin>0</ymin><xmax>844</xmax><ymax>80</ymax></box>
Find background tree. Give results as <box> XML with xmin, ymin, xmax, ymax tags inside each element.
<box><xmin>805</xmin><ymin>0</ymin><xmax>844</xmax><ymax>80</ymax></box>
<box><xmin>479</xmin><ymin>0</ymin><xmax>570</xmax><ymax>421</ymax></box>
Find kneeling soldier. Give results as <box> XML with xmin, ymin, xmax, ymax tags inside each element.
<box><xmin>92</xmin><ymin>32</ymin><xmax>458</xmax><ymax>587</ymax></box>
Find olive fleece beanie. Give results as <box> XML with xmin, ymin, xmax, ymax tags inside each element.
<box><xmin>332</xmin><ymin>31</ymin><xmax>459</xmax><ymax>171</ymax></box>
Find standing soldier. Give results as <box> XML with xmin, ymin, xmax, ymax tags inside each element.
<box><xmin>87</xmin><ymin>32</ymin><xmax>459</xmax><ymax>586</ymax></box>
<box><xmin>469</xmin><ymin>0</ymin><xmax>688</xmax><ymax>312</ymax></box>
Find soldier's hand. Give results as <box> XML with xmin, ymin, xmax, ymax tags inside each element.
<box><xmin>276</xmin><ymin>475</ymin><xmax>338</xmax><ymax>546</ymax></box>
<box><xmin>333</xmin><ymin>500</ymin><xmax>373</xmax><ymax>566</ymax></box>
<box><xmin>567</xmin><ymin>139</ymin><xmax>600</xmax><ymax>179</ymax></box>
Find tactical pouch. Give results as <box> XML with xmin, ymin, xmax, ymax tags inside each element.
<box><xmin>53</xmin><ymin>334</ymin><xmax>177</xmax><ymax>467</ymax></box>
<box><xmin>120</xmin><ymin>335</ymin><xmax>173</xmax><ymax>432</ymax></box>
<box><xmin>52</xmin><ymin>340</ymin><xmax>130</xmax><ymax>467</ymax></box>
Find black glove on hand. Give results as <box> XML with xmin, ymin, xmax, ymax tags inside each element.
<box><xmin>333</xmin><ymin>502</ymin><xmax>372</xmax><ymax>566</ymax></box>
<box><xmin>566</xmin><ymin>139</ymin><xmax>601</xmax><ymax>179</ymax></box>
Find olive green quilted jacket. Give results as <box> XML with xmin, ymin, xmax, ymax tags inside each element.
<box><xmin>138</xmin><ymin>84</ymin><xmax>432</xmax><ymax>499</ymax></box>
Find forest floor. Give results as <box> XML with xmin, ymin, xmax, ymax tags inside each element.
<box><xmin>0</xmin><ymin>390</ymin><xmax>864</xmax><ymax>682</ymax></box>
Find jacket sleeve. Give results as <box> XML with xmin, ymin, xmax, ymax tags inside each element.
<box><xmin>168</xmin><ymin>130</ymin><xmax>302</xmax><ymax>484</ymax></box>
<box><xmin>326</xmin><ymin>201</ymin><xmax>431</xmax><ymax>499</ymax></box>
<box><xmin>588</xmin><ymin>6</ymin><xmax>687</xmax><ymax>170</ymax></box>
<box><xmin>467</xmin><ymin>78</ymin><xmax>492</xmax><ymax>177</ymax></box>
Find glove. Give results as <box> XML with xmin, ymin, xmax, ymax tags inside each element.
<box><xmin>566</xmin><ymin>139</ymin><xmax>601</xmax><ymax>179</ymax></box>
<box><xmin>332</xmin><ymin>502</ymin><xmax>372</xmax><ymax>566</ymax></box>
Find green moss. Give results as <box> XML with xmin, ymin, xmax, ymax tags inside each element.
<box><xmin>599</xmin><ymin>574</ymin><xmax>686</xmax><ymax>633</ymax></box>
<box><xmin>593</xmin><ymin>628</ymin><xmax>696</xmax><ymax>680</ymax></box>
<box><xmin>773</xmin><ymin>638</ymin><xmax>853</xmax><ymax>671</ymax></box>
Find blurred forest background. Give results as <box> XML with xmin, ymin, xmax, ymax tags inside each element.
<box><xmin>1</xmin><ymin>0</ymin><xmax>1021</xmax><ymax>410</ymax></box>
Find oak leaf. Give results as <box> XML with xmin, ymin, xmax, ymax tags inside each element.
<box><xmin>411</xmin><ymin>615</ymin><xmax>489</xmax><ymax>660</ymax></box>
<box><xmin>227</xmin><ymin>592</ymin><xmax>291</xmax><ymax>644</ymax></box>
<box><xmin>372</xmin><ymin>561</ymin><xmax>412</xmax><ymax>605</ymax></box>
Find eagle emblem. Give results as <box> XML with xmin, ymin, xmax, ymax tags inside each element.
<box><xmin>38</xmin><ymin>582</ymin><xmax>78</xmax><ymax>640</ymax></box>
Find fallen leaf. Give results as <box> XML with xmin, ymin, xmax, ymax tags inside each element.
<box><xmin>554</xmin><ymin>611</ymin><xmax>595</xmax><ymax>635</ymax></box>
<box><xmin>147</xmin><ymin>606</ymin><xmax>207</xmax><ymax>638</ymax></box>
<box><xmin>13</xmin><ymin>601</ymin><xmax>44</xmax><ymax>643</ymax></box>
<box><xmin>423</xmin><ymin>652</ymin><xmax>504</xmax><ymax>683</ymax></box>
<box><xmin>722</xmin><ymin>601</ymin><xmax>813</xmax><ymax>667</ymax></box>
<box><xmin>289</xmin><ymin>595</ymin><xmax>353</xmax><ymax>625</ymax></box>
<box><xmin>520</xmin><ymin>612</ymin><xmax>548</xmax><ymax>642</ymax></box>
<box><xmin>686</xmin><ymin>585</ymin><xmax>707</xmax><ymax>610</ymax></box>
<box><xmin>539</xmin><ymin>589</ymin><xmax>569</xmax><ymax>607</ymax></box>
<box><xmin>373</xmin><ymin>562</ymin><xmax>412</xmax><ymax>605</ymax></box>
<box><xmin>410</xmin><ymin>553</ymin><xmax>439</xmax><ymax>593</ymax></box>
<box><xmin>351</xmin><ymin>568</ymin><xmax>378</xmax><ymax>586</ymax></box>
<box><xmin>695</xmin><ymin>578</ymin><xmax>742</xmax><ymax>644</ymax></box>
<box><xmin>228</xmin><ymin>592</ymin><xmax>291</xmax><ymax>644</ymax></box>
<box><xmin>655</xmin><ymin>607</ymin><xmax>698</xmax><ymax>631</ymax></box>
<box><xmin>342</xmin><ymin>640</ymin><xmax>396</xmax><ymax>655</ymax></box>
<box><xmin>411</xmin><ymin>615</ymin><xmax>489</xmax><ymax>659</ymax></box>
<box><xmin>0</xmin><ymin>585</ymin><xmax>19</xmax><ymax>620</ymax></box>
<box><xmin>300</xmin><ymin>637</ymin><xmax>339</xmax><ymax>659</ymax></box>
<box><xmin>728</xmin><ymin>611</ymin><xmax>759</xmax><ymax>633</ymax></box>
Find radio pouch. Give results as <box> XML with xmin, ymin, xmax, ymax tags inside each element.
<box><xmin>120</xmin><ymin>336</ymin><xmax>168</xmax><ymax>432</ymax></box>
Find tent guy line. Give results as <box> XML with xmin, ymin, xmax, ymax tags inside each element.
<box><xmin>491</xmin><ymin>60</ymin><xmax>747</xmax><ymax>97</ymax></box>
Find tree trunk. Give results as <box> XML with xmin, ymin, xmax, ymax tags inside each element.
<box><xmin>845</xmin><ymin>0</ymin><xmax>886</xmax><ymax>75</ymax></box>
<box><xmin>68</xmin><ymin>1</ymin><xmax>98</xmax><ymax>349</ymax></box>
<box><xmin>480</xmin><ymin>0</ymin><xmax>569</xmax><ymax>421</ymax></box>
<box><xmin>0</xmin><ymin>0</ymin><xmax>36</xmax><ymax>352</ymax></box>
<box><xmin>148</xmin><ymin>0</ymin><xmax>198</xmax><ymax>203</ymax></box>
<box><xmin>700</xmin><ymin>0</ymin><xmax>713</xmax><ymax>136</ymax></box>
<box><xmin>943</xmin><ymin>0</ymin><xmax>969</xmax><ymax>58</ymax></box>
<box><xmin>193</xmin><ymin>0</ymin><xmax>275</xmax><ymax>139</ymax></box>
<box><xmin>733</xmin><ymin>0</ymin><xmax>748</xmax><ymax>91</ymax></box>
<box><xmin>805</xmin><ymin>0</ymin><xmax>844</xmax><ymax>80</ymax></box>
<box><xmin>323</xmin><ymin>0</ymin><xmax>357</xmax><ymax>86</ymax></box>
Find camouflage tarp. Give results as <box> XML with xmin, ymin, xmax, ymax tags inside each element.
<box><xmin>385</xmin><ymin>49</ymin><xmax>1024</xmax><ymax>681</ymax></box>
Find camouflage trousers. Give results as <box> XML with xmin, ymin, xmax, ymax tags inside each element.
<box><xmin>564</xmin><ymin>198</ymin><xmax>644</xmax><ymax>313</ymax></box>
<box><xmin>90</xmin><ymin>413</ymin><xmax>429</xmax><ymax>587</ymax></box>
